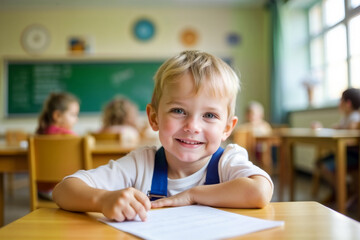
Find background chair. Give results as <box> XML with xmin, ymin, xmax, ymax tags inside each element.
<box><xmin>232</xmin><ymin>128</ymin><xmax>256</xmax><ymax>162</ymax></box>
<box><xmin>88</xmin><ymin>132</ymin><xmax>122</xmax><ymax>143</ymax></box>
<box><xmin>28</xmin><ymin>135</ymin><xmax>92</xmax><ymax>210</ymax></box>
<box><xmin>5</xmin><ymin>129</ymin><xmax>29</xmax><ymax>147</ymax></box>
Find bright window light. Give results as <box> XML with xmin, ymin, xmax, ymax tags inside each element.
<box><xmin>324</xmin><ymin>24</ymin><xmax>347</xmax><ymax>63</ymax></box>
<box><xmin>310</xmin><ymin>37</ymin><xmax>324</xmax><ymax>68</ymax></box>
<box><xmin>309</xmin><ymin>4</ymin><xmax>322</xmax><ymax>36</ymax></box>
<box><xmin>349</xmin><ymin>14</ymin><xmax>360</xmax><ymax>56</ymax></box>
<box><xmin>350</xmin><ymin>57</ymin><xmax>360</xmax><ymax>88</ymax></box>
<box><xmin>324</xmin><ymin>0</ymin><xmax>345</xmax><ymax>27</ymax></box>
<box><xmin>350</xmin><ymin>0</ymin><xmax>360</xmax><ymax>8</ymax></box>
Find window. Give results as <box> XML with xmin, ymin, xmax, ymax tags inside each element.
<box><xmin>324</xmin><ymin>0</ymin><xmax>344</xmax><ymax>27</ymax></box>
<box><xmin>350</xmin><ymin>0</ymin><xmax>360</xmax><ymax>8</ymax></box>
<box><xmin>349</xmin><ymin>14</ymin><xmax>360</xmax><ymax>87</ymax></box>
<box><xmin>308</xmin><ymin>0</ymin><xmax>360</xmax><ymax>105</ymax></box>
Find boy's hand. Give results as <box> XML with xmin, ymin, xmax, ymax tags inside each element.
<box><xmin>151</xmin><ymin>189</ymin><xmax>195</xmax><ymax>208</ymax></box>
<box><xmin>100</xmin><ymin>187</ymin><xmax>151</xmax><ymax>222</ymax></box>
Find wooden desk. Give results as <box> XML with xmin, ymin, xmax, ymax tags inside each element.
<box><xmin>278</xmin><ymin>128</ymin><xmax>360</xmax><ymax>215</ymax></box>
<box><xmin>0</xmin><ymin>202</ymin><xmax>359</xmax><ymax>239</ymax></box>
<box><xmin>0</xmin><ymin>142</ymin><xmax>142</xmax><ymax>226</ymax></box>
<box><xmin>0</xmin><ymin>145</ymin><xmax>28</xmax><ymax>227</ymax></box>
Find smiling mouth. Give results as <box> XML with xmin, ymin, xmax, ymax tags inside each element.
<box><xmin>176</xmin><ymin>139</ymin><xmax>204</xmax><ymax>145</ymax></box>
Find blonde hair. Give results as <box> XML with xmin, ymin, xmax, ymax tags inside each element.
<box><xmin>151</xmin><ymin>50</ymin><xmax>240</xmax><ymax>119</ymax></box>
<box><xmin>36</xmin><ymin>92</ymin><xmax>79</xmax><ymax>134</ymax></box>
<box><xmin>102</xmin><ymin>96</ymin><xmax>138</xmax><ymax>129</ymax></box>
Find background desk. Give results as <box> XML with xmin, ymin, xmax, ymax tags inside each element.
<box><xmin>0</xmin><ymin>202</ymin><xmax>359</xmax><ymax>239</ymax></box>
<box><xmin>0</xmin><ymin>142</ymin><xmax>138</xmax><ymax>226</ymax></box>
<box><xmin>278</xmin><ymin>128</ymin><xmax>360</xmax><ymax>215</ymax></box>
<box><xmin>0</xmin><ymin>146</ymin><xmax>27</xmax><ymax>227</ymax></box>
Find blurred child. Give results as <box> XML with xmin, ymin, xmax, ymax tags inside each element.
<box><xmin>35</xmin><ymin>91</ymin><xmax>80</xmax><ymax>199</ymax></box>
<box><xmin>98</xmin><ymin>96</ymin><xmax>140</xmax><ymax>145</ymax></box>
<box><xmin>332</xmin><ymin>88</ymin><xmax>360</xmax><ymax>130</ymax></box>
<box><xmin>53</xmin><ymin>50</ymin><xmax>273</xmax><ymax>222</ymax></box>
<box><xmin>317</xmin><ymin>88</ymin><xmax>360</xmax><ymax>204</ymax></box>
<box><xmin>36</xmin><ymin>92</ymin><xmax>80</xmax><ymax>135</ymax></box>
<box><xmin>235</xmin><ymin>101</ymin><xmax>274</xmax><ymax>168</ymax></box>
<box><xmin>240</xmin><ymin>101</ymin><xmax>272</xmax><ymax>136</ymax></box>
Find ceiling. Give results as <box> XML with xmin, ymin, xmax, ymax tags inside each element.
<box><xmin>0</xmin><ymin>0</ymin><xmax>269</xmax><ymax>9</ymax></box>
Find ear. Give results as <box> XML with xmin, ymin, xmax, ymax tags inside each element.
<box><xmin>52</xmin><ymin>110</ymin><xmax>62</xmax><ymax>124</ymax></box>
<box><xmin>146</xmin><ymin>104</ymin><xmax>159</xmax><ymax>131</ymax></box>
<box><xmin>221</xmin><ymin>116</ymin><xmax>238</xmax><ymax>141</ymax></box>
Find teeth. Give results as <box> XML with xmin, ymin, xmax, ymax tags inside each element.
<box><xmin>179</xmin><ymin>139</ymin><xmax>202</xmax><ymax>144</ymax></box>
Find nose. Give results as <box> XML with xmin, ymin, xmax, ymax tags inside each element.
<box><xmin>183</xmin><ymin>115</ymin><xmax>201</xmax><ymax>134</ymax></box>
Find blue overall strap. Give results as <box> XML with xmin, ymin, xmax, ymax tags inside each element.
<box><xmin>148</xmin><ymin>146</ymin><xmax>224</xmax><ymax>201</ymax></box>
<box><xmin>204</xmin><ymin>147</ymin><xmax>224</xmax><ymax>185</ymax></box>
<box><xmin>148</xmin><ymin>147</ymin><xmax>168</xmax><ymax>201</ymax></box>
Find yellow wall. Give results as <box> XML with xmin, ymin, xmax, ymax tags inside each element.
<box><xmin>0</xmin><ymin>6</ymin><xmax>270</xmax><ymax>134</ymax></box>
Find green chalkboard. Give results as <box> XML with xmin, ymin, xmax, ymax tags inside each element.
<box><xmin>6</xmin><ymin>60</ymin><xmax>163</xmax><ymax>116</ymax></box>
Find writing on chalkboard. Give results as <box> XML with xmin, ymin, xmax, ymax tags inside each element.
<box><xmin>33</xmin><ymin>65</ymin><xmax>68</xmax><ymax>104</ymax></box>
<box><xmin>6</xmin><ymin>60</ymin><xmax>163</xmax><ymax>116</ymax></box>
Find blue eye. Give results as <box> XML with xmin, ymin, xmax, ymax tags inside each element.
<box><xmin>170</xmin><ymin>108</ymin><xmax>185</xmax><ymax>114</ymax></box>
<box><xmin>204</xmin><ymin>112</ymin><xmax>216</xmax><ymax>119</ymax></box>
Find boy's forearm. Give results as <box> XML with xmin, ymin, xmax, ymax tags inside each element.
<box><xmin>190</xmin><ymin>176</ymin><xmax>273</xmax><ymax>208</ymax></box>
<box><xmin>52</xmin><ymin>177</ymin><xmax>106</xmax><ymax>212</ymax></box>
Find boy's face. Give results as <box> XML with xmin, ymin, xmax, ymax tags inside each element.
<box><xmin>147</xmin><ymin>72</ymin><xmax>237</xmax><ymax>166</ymax></box>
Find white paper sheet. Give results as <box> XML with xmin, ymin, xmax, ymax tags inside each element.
<box><xmin>99</xmin><ymin>205</ymin><xmax>284</xmax><ymax>240</ymax></box>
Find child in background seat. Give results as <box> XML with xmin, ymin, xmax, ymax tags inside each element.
<box><xmin>36</xmin><ymin>92</ymin><xmax>80</xmax><ymax>135</ymax></box>
<box><xmin>316</xmin><ymin>88</ymin><xmax>360</xmax><ymax>205</ymax></box>
<box><xmin>35</xmin><ymin>91</ymin><xmax>80</xmax><ymax>199</ymax></box>
<box><xmin>98</xmin><ymin>96</ymin><xmax>140</xmax><ymax>145</ymax></box>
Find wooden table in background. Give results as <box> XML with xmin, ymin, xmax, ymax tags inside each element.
<box><xmin>0</xmin><ymin>142</ymin><xmax>140</xmax><ymax>226</ymax></box>
<box><xmin>0</xmin><ymin>145</ymin><xmax>27</xmax><ymax>227</ymax></box>
<box><xmin>278</xmin><ymin>128</ymin><xmax>360</xmax><ymax>215</ymax></box>
<box><xmin>0</xmin><ymin>202</ymin><xmax>359</xmax><ymax>239</ymax></box>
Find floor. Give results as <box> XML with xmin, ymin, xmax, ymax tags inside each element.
<box><xmin>2</xmin><ymin>171</ymin><xmax>359</xmax><ymax>226</ymax></box>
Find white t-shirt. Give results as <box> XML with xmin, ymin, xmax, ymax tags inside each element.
<box><xmin>66</xmin><ymin>144</ymin><xmax>273</xmax><ymax>196</ymax></box>
<box><xmin>338</xmin><ymin>111</ymin><xmax>360</xmax><ymax>129</ymax></box>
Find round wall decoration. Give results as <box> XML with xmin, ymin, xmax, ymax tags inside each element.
<box><xmin>133</xmin><ymin>18</ymin><xmax>155</xmax><ymax>41</ymax></box>
<box><xmin>21</xmin><ymin>24</ymin><xmax>50</xmax><ymax>54</ymax></box>
<box><xmin>226</xmin><ymin>32</ymin><xmax>242</xmax><ymax>46</ymax></box>
<box><xmin>180</xmin><ymin>28</ymin><xmax>198</xmax><ymax>47</ymax></box>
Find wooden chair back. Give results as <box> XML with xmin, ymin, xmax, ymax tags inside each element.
<box><xmin>89</xmin><ymin>132</ymin><xmax>122</xmax><ymax>143</ymax></box>
<box><xmin>5</xmin><ymin>129</ymin><xmax>29</xmax><ymax>146</ymax></box>
<box><xmin>28</xmin><ymin>135</ymin><xmax>92</xmax><ymax>210</ymax></box>
<box><xmin>232</xmin><ymin>128</ymin><xmax>256</xmax><ymax>161</ymax></box>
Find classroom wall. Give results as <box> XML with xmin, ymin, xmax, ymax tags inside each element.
<box><xmin>0</xmin><ymin>6</ymin><xmax>270</xmax><ymax>135</ymax></box>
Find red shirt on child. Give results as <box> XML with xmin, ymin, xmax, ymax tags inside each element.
<box><xmin>43</xmin><ymin>125</ymin><xmax>76</xmax><ymax>135</ymax></box>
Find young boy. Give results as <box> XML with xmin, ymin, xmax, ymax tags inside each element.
<box><xmin>52</xmin><ymin>50</ymin><xmax>273</xmax><ymax>222</ymax></box>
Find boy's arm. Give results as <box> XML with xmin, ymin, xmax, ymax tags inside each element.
<box><xmin>52</xmin><ymin>177</ymin><xmax>151</xmax><ymax>221</ymax></box>
<box><xmin>151</xmin><ymin>175</ymin><xmax>272</xmax><ymax>209</ymax></box>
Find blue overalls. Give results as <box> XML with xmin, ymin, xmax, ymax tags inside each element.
<box><xmin>147</xmin><ymin>147</ymin><xmax>224</xmax><ymax>201</ymax></box>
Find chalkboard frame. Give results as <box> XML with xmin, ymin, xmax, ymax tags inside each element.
<box><xmin>4</xmin><ymin>58</ymin><xmax>165</xmax><ymax>117</ymax></box>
